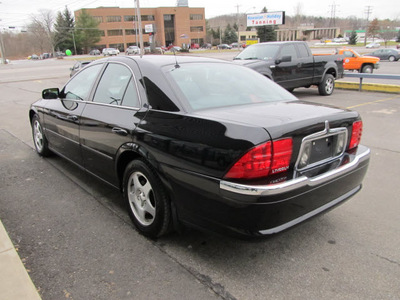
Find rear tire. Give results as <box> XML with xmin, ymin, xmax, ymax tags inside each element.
<box><xmin>388</xmin><ymin>56</ymin><xmax>395</xmax><ymax>62</ymax></box>
<box><xmin>123</xmin><ymin>159</ymin><xmax>171</xmax><ymax>238</ymax></box>
<box><xmin>318</xmin><ymin>74</ymin><xmax>335</xmax><ymax>96</ymax></box>
<box><xmin>32</xmin><ymin>115</ymin><xmax>51</xmax><ymax>157</ymax></box>
<box><xmin>361</xmin><ymin>65</ymin><xmax>373</xmax><ymax>73</ymax></box>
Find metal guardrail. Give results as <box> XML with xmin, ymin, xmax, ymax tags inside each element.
<box><xmin>343</xmin><ymin>73</ymin><xmax>400</xmax><ymax>91</ymax></box>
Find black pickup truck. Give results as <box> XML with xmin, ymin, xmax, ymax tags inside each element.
<box><xmin>233</xmin><ymin>41</ymin><xmax>344</xmax><ymax>96</ymax></box>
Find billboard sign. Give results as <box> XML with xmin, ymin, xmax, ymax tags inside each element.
<box><xmin>247</xmin><ymin>11</ymin><xmax>285</xmax><ymax>27</ymax></box>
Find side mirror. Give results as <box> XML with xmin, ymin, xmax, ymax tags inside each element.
<box><xmin>42</xmin><ymin>88</ymin><xmax>60</xmax><ymax>99</ymax></box>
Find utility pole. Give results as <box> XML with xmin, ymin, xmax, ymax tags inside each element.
<box><xmin>0</xmin><ymin>29</ymin><xmax>6</xmax><ymax>64</ymax></box>
<box><xmin>0</xmin><ymin>15</ymin><xmax>7</xmax><ymax>64</ymax></box>
<box><xmin>236</xmin><ymin>4</ymin><xmax>241</xmax><ymax>45</ymax></box>
<box><xmin>364</xmin><ymin>6</ymin><xmax>373</xmax><ymax>46</ymax></box>
<box><xmin>136</xmin><ymin>0</ymin><xmax>144</xmax><ymax>57</ymax></box>
<box><xmin>328</xmin><ymin>3</ymin><xmax>339</xmax><ymax>28</ymax></box>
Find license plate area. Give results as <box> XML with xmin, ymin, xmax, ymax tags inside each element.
<box><xmin>309</xmin><ymin>136</ymin><xmax>334</xmax><ymax>164</ymax></box>
<box><xmin>295</xmin><ymin>122</ymin><xmax>348</xmax><ymax>171</ymax></box>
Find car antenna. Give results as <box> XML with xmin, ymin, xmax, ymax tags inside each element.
<box><xmin>173</xmin><ymin>49</ymin><xmax>180</xmax><ymax>69</ymax></box>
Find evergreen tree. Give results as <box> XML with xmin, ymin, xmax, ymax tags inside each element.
<box><xmin>256</xmin><ymin>7</ymin><xmax>277</xmax><ymax>42</ymax></box>
<box><xmin>54</xmin><ymin>7</ymin><xmax>75</xmax><ymax>53</ymax></box>
<box><xmin>396</xmin><ymin>30</ymin><xmax>400</xmax><ymax>42</ymax></box>
<box><xmin>223</xmin><ymin>23</ymin><xmax>238</xmax><ymax>44</ymax></box>
<box><xmin>75</xmin><ymin>9</ymin><xmax>102</xmax><ymax>54</ymax></box>
<box><xmin>349</xmin><ymin>30</ymin><xmax>358</xmax><ymax>45</ymax></box>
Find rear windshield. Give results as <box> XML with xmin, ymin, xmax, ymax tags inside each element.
<box><xmin>166</xmin><ymin>62</ymin><xmax>296</xmax><ymax>111</ymax></box>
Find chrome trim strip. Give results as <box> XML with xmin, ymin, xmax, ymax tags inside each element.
<box><xmin>258</xmin><ymin>186</ymin><xmax>360</xmax><ymax>235</ymax></box>
<box><xmin>220</xmin><ymin>145</ymin><xmax>370</xmax><ymax>196</ymax></box>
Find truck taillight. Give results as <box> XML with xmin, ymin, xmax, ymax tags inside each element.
<box><xmin>224</xmin><ymin>138</ymin><xmax>292</xmax><ymax>180</ymax></box>
<box><xmin>349</xmin><ymin>120</ymin><xmax>363</xmax><ymax>150</ymax></box>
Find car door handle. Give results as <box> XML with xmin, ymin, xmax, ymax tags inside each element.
<box><xmin>66</xmin><ymin>115</ymin><xmax>78</xmax><ymax>122</ymax></box>
<box><xmin>112</xmin><ymin>127</ymin><xmax>128</xmax><ymax>136</ymax></box>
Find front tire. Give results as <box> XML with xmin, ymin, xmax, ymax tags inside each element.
<box><xmin>361</xmin><ymin>65</ymin><xmax>373</xmax><ymax>73</ymax></box>
<box><xmin>123</xmin><ymin>160</ymin><xmax>171</xmax><ymax>238</ymax></box>
<box><xmin>318</xmin><ymin>74</ymin><xmax>335</xmax><ymax>96</ymax></box>
<box><xmin>32</xmin><ymin>115</ymin><xmax>51</xmax><ymax>157</ymax></box>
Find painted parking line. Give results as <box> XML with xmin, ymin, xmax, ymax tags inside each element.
<box><xmin>346</xmin><ymin>95</ymin><xmax>400</xmax><ymax>109</ymax></box>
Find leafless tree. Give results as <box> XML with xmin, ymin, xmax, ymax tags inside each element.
<box><xmin>28</xmin><ymin>9</ymin><xmax>56</xmax><ymax>56</ymax></box>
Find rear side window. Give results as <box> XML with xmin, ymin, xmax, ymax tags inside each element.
<box><xmin>93</xmin><ymin>63</ymin><xmax>138</xmax><ymax>106</ymax></box>
<box><xmin>297</xmin><ymin>44</ymin><xmax>309</xmax><ymax>58</ymax></box>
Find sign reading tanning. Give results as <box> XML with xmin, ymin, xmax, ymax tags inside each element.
<box><xmin>247</xmin><ymin>11</ymin><xmax>285</xmax><ymax>27</ymax></box>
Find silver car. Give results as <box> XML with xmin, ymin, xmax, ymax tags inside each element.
<box><xmin>102</xmin><ymin>48</ymin><xmax>119</xmax><ymax>56</ymax></box>
<box><xmin>125</xmin><ymin>46</ymin><xmax>140</xmax><ymax>55</ymax></box>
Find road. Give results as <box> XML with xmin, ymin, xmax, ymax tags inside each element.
<box><xmin>0</xmin><ymin>56</ymin><xmax>399</xmax><ymax>300</ymax></box>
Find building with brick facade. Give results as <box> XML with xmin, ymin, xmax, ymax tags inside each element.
<box><xmin>74</xmin><ymin>5</ymin><xmax>206</xmax><ymax>52</ymax></box>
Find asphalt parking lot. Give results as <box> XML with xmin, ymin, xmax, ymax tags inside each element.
<box><xmin>0</xmin><ymin>57</ymin><xmax>399</xmax><ymax>299</ymax></box>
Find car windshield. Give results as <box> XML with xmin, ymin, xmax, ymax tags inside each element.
<box><xmin>166</xmin><ymin>62</ymin><xmax>296</xmax><ymax>111</ymax></box>
<box><xmin>234</xmin><ymin>44</ymin><xmax>280</xmax><ymax>60</ymax></box>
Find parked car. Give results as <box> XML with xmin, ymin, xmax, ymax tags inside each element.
<box><xmin>55</xmin><ymin>51</ymin><xmax>65</xmax><ymax>57</ymax></box>
<box><xmin>233</xmin><ymin>41</ymin><xmax>344</xmax><ymax>95</ymax></box>
<box><xmin>125</xmin><ymin>46</ymin><xmax>140</xmax><ymax>55</ymax></box>
<box><xmin>190</xmin><ymin>43</ymin><xmax>200</xmax><ymax>49</ymax></box>
<box><xmin>40</xmin><ymin>53</ymin><xmax>51</xmax><ymax>59</ymax></box>
<box><xmin>29</xmin><ymin>55</ymin><xmax>370</xmax><ymax>238</ymax></box>
<box><xmin>102</xmin><ymin>48</ymin><xmax>119</xmax><ymax>56</ymax></box>
<box><xmin>30</xmin><ymin>54</ymin><xmax>39</xmax><ymax>60</ymax></box>
<box><xmin>368</xmin><ymin>48</ymin><xmax>400</xmax><ymax>62</ymax></box>
<box><xmin>217</xmin><ymin>44</ymin><xmax>232</xmax><ymax>49</ymax></box>
<box><xmin>89</xmin><ymin>49</ymin><xmax>100</xmax><ymax>55</ymax></box>
<box><xmin>366</xmin><ymin>42</ymin><xmax>380</xmax><ymax>48</ymax></box>
<box><xmin>338</xmin><ymin>48</ymin><xmax>380</xmax><ymax>73</ymax></box>
<box><xmin>69</xmin><ymin>61</ymin><xmax>91</xmax><ymax>77</ymax></box>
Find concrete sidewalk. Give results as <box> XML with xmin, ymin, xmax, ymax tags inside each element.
<box><xmin>0</xmin><ymin>220</ymin><xmax>41</xmax><ymax>299</ymax></box>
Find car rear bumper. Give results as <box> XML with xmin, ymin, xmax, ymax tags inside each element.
<box><xmin>166</xmin><ymin>145</ymin><xmax>370</xmax><ymax>237</ymax></box>
<box><xmin>220</xmin><ymin>145</ymin><xmax>370</xmax><ymax>197</ymax></box>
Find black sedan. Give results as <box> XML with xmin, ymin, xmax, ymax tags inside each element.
<box><xmin>29</xmin><ymin>56</ymin><xmax>370</xmax><ymax>238</ymax></box>
<box><xmin>368</xmin><ymin>48</ymin><xmax>400</xmax><ymax>61</ymax></box>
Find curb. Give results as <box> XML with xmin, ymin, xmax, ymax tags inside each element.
<box><xmin>336</xmin><ymin>81</ymin><xmax>400</xmax><ymax>93</ymax></box>
<box><xmin>0</xmin><ymin>220</ymin><xmax>41</xmax><ymax>300</ymax></box>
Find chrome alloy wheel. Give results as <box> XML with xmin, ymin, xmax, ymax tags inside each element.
<box><xmin>127</xmin><ymin>171</ymin><xmax>156</xmax><ymax>226</ymax></box>
<box><xmin>325</xmin><ymin>77</ymin><xmax>334</xmax><ymax>94</ymax></box>
<box><xmin>33</xmin><ymin>119</ymin><xmax>44</xmax><ymax>152</ymax></box>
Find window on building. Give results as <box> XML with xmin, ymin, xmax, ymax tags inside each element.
<box><xmin>240</xmin><ymin>36</ymin><xmax>246</xmax><ymax>41</ymax></box>
<box><xmin>190</xmin><ymin>14</ymin><xmax>203</xmax><ymax>20</ymax></box>
<box><xmin>124</xmin><ymin>15</ymin><xmax>136</xmax><ymax>22</ymax></box>
<box><xmin>125</xmin><ymin>29</ymin><xmax>138</xmax><ymax>35</ymax></box>
<box><xmin>141</xmin><ymin>15</ymin><xmax>155</xmax><ymax>21</ymax></box>
<box><xmin>99</xmin><ymin>30</ymin><xmax>105</xmax><ymax>37</ymax></box>
<box><xmin>107</xmin><ymin>29</ymin><xmax>123</xmax><ymax>36</ymax></box>
<box><xmin>93</xmin><ymin>16</ymin><xmax>103</xmax><ymax>23</ymax></box>
<box><xmin>106</xmin><ymin>16</ymin><xmax>122</xmax><ymax>22</ymax></box>
<box><xmin>190</xmin><ymin>26</ymin><xmax>203</xmax><ymax>32</ymax></box>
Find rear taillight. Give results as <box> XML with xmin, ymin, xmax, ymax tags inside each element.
<box><xmin>224</xmin><ymin>138</ymin><xmax>292</xmax><ymax>180</ymax></box>
<box><xmin>349</xmin><ymin>120</ymin><xmax>363</xmax><ymax>150</ymax></box>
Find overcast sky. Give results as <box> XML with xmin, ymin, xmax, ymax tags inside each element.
<box><xmin>1</xmin><ymin>0</ymin><xmax>399</xmax><ymax>29</ymax></box>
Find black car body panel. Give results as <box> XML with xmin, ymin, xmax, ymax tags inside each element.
<box><xmin>29</xmin><ymin>55</ymin><xmax>369</xmax><ymax>237</ymax></box>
